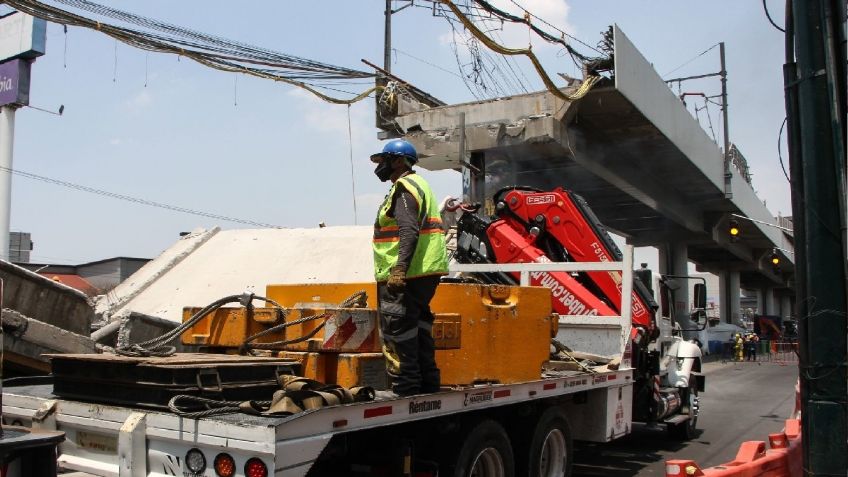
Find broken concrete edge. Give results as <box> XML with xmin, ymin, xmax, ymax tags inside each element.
<box><xmin>93</xmin><ymin>227</ymin><xmax>221</xmax><ymax>322</ymax></box>
<box><xmin>2</xmin><ymin>308</ymin><xmax>97</xmax><ymax>358</ymax></box>
<box><xmin>0</xmin><ymin>259</ymin><xmax>92</xmax><ymax>304</ymax></box>
<box><xmin>93</xmin><ymin>310</ymin><xmax>182</xmax><ymax>353</ymax></box>
<box><xmin>404</xmin><ymin>116</ymin><xmax>563</xmax><ymax>173</ymax></box>
<box><xmin>116</xmin><ymin>311</ymin><xmax>180</xmax><ymax>349</ymax></box>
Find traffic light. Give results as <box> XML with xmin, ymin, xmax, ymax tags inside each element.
<box><xmin>770</xmin><ymin>250</ymin><xmax>781</xmax><ymax>272</ymax></box>
<box><xmin>728</xmin><ymin>219</ymin><xmax>740</xmax><ymax>242</ymax></box>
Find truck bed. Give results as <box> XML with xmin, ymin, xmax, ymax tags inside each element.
<box><xmin>3</xmin><ymin>367</ymin><xmax>633</xmax><ymax>477</ymax></box>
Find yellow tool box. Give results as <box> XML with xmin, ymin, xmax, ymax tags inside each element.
<box><xmin>181</xmin><ymin>282</ymin><xmax>553</xmax><ymax>386</ymax></box>
<box><xmin>430</xmin><ymin>283</ymin><xmax>554</xmax><ymax>385</ymax></box>
<box><xmin>181</xmin><ymin>306</ymin><xmax>282</xmax><ymax>349</ymax></box>
<box><xmin>267</xmin><ymin>282</ymin><xmax>554</xmax><ymax>385</ymax></box>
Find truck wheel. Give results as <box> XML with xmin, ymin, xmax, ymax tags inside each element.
<box><xmin>452</xmin><ymin>419</ymin><xmax>515</xmax><ymax>477</ymax></box>
<box><xmin>525</xmin><ymin>407</ymin><xmax>572</xmax><ymax>477</ymax></box>
<box><xmin>669</xmin><ymin>379</ymin><xmax>699</xmax><ymax>440</ymax></box>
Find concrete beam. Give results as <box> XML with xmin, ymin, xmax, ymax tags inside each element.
<box><xmin>563</xmin><ymin>126</ymin><xmax>706</xmax><ymax>233</ymax></box>
<box><xmin>0</xmin><ymin>259</ymin><xmax>93</xmax><ymax>335</ymax></box>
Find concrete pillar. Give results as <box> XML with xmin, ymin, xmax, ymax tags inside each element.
<box><xmin>780</xmin><ymin>295</ymin><xmax>792</xmax><ymax>319</ymax></box>
<box><xmin>658</xmin><ymin>242</ymin><xmax>691</xmax><ymax>328</ymax></box>
<box><xmin>761</xmin><ymin>287</ymin><xmax>777</xmax><ymax>315</ymax></box>
<box><xmin>719</xmin><ymin>270</ymin><xmax>742</xmax><ymax>327</ymax></box>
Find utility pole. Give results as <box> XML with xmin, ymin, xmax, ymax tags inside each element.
<box><xmin>785</xmin><ymin>1</ymin><xmax>847</xmax><ymax>475</ymax></box>
<box><xmin>719</xmin><ymin>42</ymin><xmax>731</xmax><ymax>198</ymax></box>
<box><xmin>384</xmin><ymin>0</ymin><xmax>392</xmax><ymax>72</ymax></box>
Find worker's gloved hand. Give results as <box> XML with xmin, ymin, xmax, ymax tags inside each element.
<box><xmin>387</xmin><ymin>265</ymin><xmax>407</xmax><ymax>294</ymax></box>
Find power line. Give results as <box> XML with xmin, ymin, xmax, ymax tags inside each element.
<box><xmin>419</xmin><ymin>0</ymin><xmax>604</xmax><ymax>68</ymax></box>
<box><xmin>438</xmin><ymin>0</ymin><xmax>600</xmax><ymax>102</ymax></box>
<box><xmin>0</xmin><ymin>166</ymin><xmax>283</xmax><ymax>228</ymax></box>
<box><xmin>6</xmin><ymin>0</ymin><xmax>380</xmax><ymax>105</ymax></box>
<box><xmin>444</xmin><ymin>18</ymin><xmax>483</xmax><ymax>99</ymax></box>
<box><xmin>392</xmin><ymin>47</ymin><xmax>464</xmax><ymax>79</ymax></box>
<box><xmin>762</xmin><ymin>0</ymin><xmax>786</xmax><ymax>33</ymax></box>
<box><xmin>778</xmin><ymin>117</ymin><xmax>790</xmax><ymax>182</ymax></box>
<box><xmin>346</xmin><ymin>105</ymin><xmax>358</xmax><ymax>225</ymax></box>
<box><xmin>491</xmin><ymin>29</ymin><xmax>531</xmax><ymax>92</ymax></box>
<box><xmin>504</xmin><ymin>0</ymin><xmax>603</xmax><ymax>55</ymax></box>
<box><xmin>663</xmin><ymin>43</ymin><xmax>720</xmax><ymax>77</ymax></box>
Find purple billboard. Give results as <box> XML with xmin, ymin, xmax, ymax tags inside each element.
<box><xmin>0</xmin><ymin>59</ymin><xmax>30</xmax><ymax>107</ymax></box>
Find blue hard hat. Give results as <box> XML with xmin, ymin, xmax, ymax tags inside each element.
<box><xmin>370</xmin><ymin>139</ymin><xmax>418</xmax><ymax>164</ymax></box>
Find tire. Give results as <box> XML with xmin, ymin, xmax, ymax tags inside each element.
<box><xmin>523</xmin><ymin>407</ymin><xmax>573</xmax><ymax>477</ymax></box>
<box><xmin>452</xmin><ymin>419</ymin><xmax>515</xmax><ymax>477</ymax></box>
<box><xmin>669</xmin><ymin>378</ymin><xmax>699</xmax><ymax>440</ymax></box>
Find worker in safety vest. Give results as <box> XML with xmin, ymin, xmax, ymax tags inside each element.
<box><xmin>371</xmin><ymin>139</ymin><xmax>449</xmax><ymax>397</ymax></box>
<box><xmin>734</xmin><ymin>333</ymin><xmax>744</xmax><ymax>362</ymax></box>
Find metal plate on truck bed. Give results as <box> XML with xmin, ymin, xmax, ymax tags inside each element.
<box><xmin>48</xmin><ymin>353</ymin><xmax>301</xmax><ymax>410</ymax></box>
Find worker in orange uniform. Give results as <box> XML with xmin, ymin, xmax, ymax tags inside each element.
<box><xmin>371</xmin><ymin>139</ymin><xmax>449</xmax><ymax>398</ymax></box>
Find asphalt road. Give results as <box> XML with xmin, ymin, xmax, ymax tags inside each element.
<box><xmin>573</xmin><ymin>359</ymin><xmax>799</xmax><ymax>476</ymax></box>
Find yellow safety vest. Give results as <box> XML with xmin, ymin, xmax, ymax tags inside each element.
<box><xmin>373</xmin><ymin>173</ymin><xmax>449</xmax><ymax>281</ymax></box>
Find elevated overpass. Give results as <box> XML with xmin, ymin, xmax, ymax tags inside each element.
<box><xmin>388</xmin><ymin>26</ymin><xmax>794</xmax><ymax>325</ymax></box>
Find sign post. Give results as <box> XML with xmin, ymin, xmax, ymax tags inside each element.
<box><xmin>0</xmin><ymin>12</ymin><xmax>45</xmax><ymax>262</ymax></box>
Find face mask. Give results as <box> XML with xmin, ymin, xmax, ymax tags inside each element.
<box><xmin>374</xmin><ymin>159</ymin><xmax>394</xmax><ymax>182</ymax></box>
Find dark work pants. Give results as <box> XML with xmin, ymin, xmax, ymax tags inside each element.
<box><xmin>378</xmin><ymin>275</ymin><xmax>441</xmax><ymax>396</ymax></box>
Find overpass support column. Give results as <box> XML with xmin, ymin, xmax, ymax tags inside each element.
<box><xmin>780</xmin><ymin>295</ymin><xmax>792</xmax><ymax>320</ymax></box>
<box><xmin>761</xmin><ymin>287</ymin><xmax>777</xmax><ymax>315</ymax></box>
<box><xmin>719</xmin><ymin>270</ymin><xmax>741</xmax><ymax>327</ymax></box>
<box><xmin>659</xmin><ymin>243</ymin><xmax>690</xmax><ymax>328</ymax></box>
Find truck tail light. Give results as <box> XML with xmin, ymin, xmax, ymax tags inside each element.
<box><xmin>245</xmin><ymin>458</ymin><xmax>268</xmax><ymax>477</ymax></box>
<box><xmin>214</xmin><ymin>453</ymin><xmax>236</xmax><ymax>477</ymax></box>
<box><xmin>185</xmin><ymin>448</ymin><xmax>207</xmax><ymax>474</ymax></box>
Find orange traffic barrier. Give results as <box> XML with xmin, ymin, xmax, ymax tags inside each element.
<box><xmin>665</xmin><ymin>419</ymin><xmax>802</xmax><ymax>477</ymax></box>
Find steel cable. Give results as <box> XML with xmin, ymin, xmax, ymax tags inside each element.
<box><xmin>115</xmin><ymin>293</ymin><xmax>286</xmax><ymax>357</ymax></box>
<box><xmin>168</xmin><ymin>394</ymin><xmax>266</xmax><ymax>419</ymax></box>
<box><xmin>241</xmin><ymin>291</ymin><xmax>368</xmax><ymax>351</ymax></box>
<box><xmin>439</xmin><ymin>0</ymin><xmax>600</xmax><ymax>102</ymax></box>
<box><xmin>5</xmin><ymin>0</ymin><xmax>380</xmax><ymax>105</ymax></box>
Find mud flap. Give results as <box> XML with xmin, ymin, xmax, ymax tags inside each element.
<box><xmin>691</xmin><ymin>371</ymin><xmax>705</xmax><ymax>392</ymax></box>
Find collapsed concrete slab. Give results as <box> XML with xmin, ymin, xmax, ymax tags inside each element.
<box><xmin>2</xmin><ymin>308</ymin><xmax>97</xmax><ymax>373</ymax></box>
<box><xmin>0</xmin><ymin>261</ymin><xmax>97</xmax><ymax>373</ymax></box>
<box><xmin>95</xmin><ymin>226</ymin><xmax>375</xmax><ymax>324</ymax></box>
<box><xmin>0</xmin><ymin>259</ymin><xmax>93</xmax><ymax>335</ymax></box>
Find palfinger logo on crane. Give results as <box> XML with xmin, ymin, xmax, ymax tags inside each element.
<box><xmin>526</xmin><ymin>194</ymin><xmax>557</xmax><ymax>205</ymax></box>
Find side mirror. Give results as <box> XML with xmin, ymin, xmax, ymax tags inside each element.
<box><xmin>694</xmin><ymin>283</ymin><xmax>707</xmax><ymax>309</ymax></box>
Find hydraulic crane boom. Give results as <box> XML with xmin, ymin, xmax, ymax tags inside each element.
<box><xmin>455</xmin><ymin>186</ymin><xmax>657</xmax><ymax>331</ymax></box>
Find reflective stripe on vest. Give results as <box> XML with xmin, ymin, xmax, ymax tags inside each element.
<box><xmin>372</xmin><ymin>174</ymin><xmax>449</xmax><ymax>281</ymax></box>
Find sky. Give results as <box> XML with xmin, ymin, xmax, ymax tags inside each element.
<box><xmin>5</xmin><ymin>0</ymin><xmax>791</xmax><ymax>267</ymax></box>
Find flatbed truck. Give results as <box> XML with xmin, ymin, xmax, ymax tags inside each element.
<box><xmin>0</xmin><ymin>247</ymin><xmax>704</xmax><ymax>477</ymax></box>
